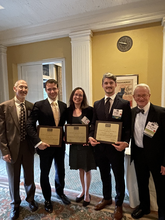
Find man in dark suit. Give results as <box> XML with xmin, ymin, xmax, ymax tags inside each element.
<box><xmin>0</xmin><ymin>80</ymin><xmax>38</xmax><ymax>220</ymax></box>
<box><xmin>131</xmin><ymin>83</ymin><xmax>165</xmax><ymax>220</ymax></box>
<box><xmin>89</xmin><ymin>73</ymin><xmax>131</xmax><ymax>220</ymax></box>
<box><xmin>26</xmin><ymin>79</ymin><xmax>70</xmax><ymax>213</ymax></box>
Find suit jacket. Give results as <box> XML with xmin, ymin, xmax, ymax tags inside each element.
<box><xmin>0</xmin><ymin>98</ymin><xmax>33</xmax><ymax>163</ymax></box>
<box><xmin>26</xmin><ymin>98</ymin><xmax>67</xmax><ymax>156</ymax></box>
<box><xmin>89</xmin><ymin>95</ymin><xmax>131</xmax><ymax>145</ymax></box>
<box><xmin>66</xmin><ymin>106</ymin><xmax>93</xmax><ymax>126</ymax></box>
<box><xmin>131</xmin><ymin>103</ymin><xmax>165</xmax><ymax>167</ymax></box>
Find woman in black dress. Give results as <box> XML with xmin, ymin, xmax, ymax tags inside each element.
<box><xmin>66</xmin><ymin>87</ymin><xmax>96</xmax><ymax>206</ymax></box>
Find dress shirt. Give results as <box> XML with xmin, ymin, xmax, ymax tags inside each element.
<box><xmin>14</xmin><ymin>96</ymin><xmax>26</xmax><ymax>121</ymax></box>
<box><xmin>134</xmin><ymin>102</ymin><xmax>150</xmax><ymax>148</ymax></box>
<box><xmin>104</xmin><ymin>93</ymin><xmax>116</xmax><ymax>113</ymax></box>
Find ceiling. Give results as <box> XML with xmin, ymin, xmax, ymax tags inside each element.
<box><xmin>0</xmin><ymin>0</ymin><xmax>165</xmax><ymax>46</ymax></box>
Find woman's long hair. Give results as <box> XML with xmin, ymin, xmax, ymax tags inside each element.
<box><xmin>69</xmin><ymin>87</ymin><xmax>88</xmax><ymax>110</ymax></box>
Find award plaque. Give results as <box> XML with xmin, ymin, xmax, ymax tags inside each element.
<box><xmin>94</xmin><ymin>121</ymin><xmax>122</xmax><ymax>144</ymax></box>
<box><xmin>65</xmin><ymin>124</ymin><xmax>88</xmax><ymax>144</ymax></box>
<box><xmin>37</xmin><ymin>126</ymin><xmax>62</xmax><ymax>147</ymax></box>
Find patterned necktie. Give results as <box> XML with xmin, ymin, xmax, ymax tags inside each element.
<box><xmin>19</xmin><ymin>103</ymin><xmax>26</xmax><ymax>141</ymax></box>
<box><xmin>105</xmin><ymin>97</ymin><xmax>111</xmax><ymax>119</ymax></box>
<box><xmin>51</xmin><ymin>102</ymin><xmax>59</xmax><ymax>126</ymax></box>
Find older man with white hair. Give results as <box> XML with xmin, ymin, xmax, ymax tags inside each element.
<box><xmin>131</xmin><ymin>83</ymin><xmax>165</xmax><ymax>220</ymax></box>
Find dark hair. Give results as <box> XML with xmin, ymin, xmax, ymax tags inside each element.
<box><xmin>69</xmin><ymin>87</ymin><xmax>88</xmax><ymax>110</ymax></box>
<box><xmin>102</xmin><ymin>73</ymin><xmax>116</xmax><ymax>84</ymax></box>
<box><xmin>45</xmin><ymin>79</ymin><xmax>58</xmax><ymax>88</ymax></box>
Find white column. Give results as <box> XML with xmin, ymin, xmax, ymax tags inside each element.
<box><xmin>69</xmin><ymin>30</ymin><xmax>93</xmax><ymax>105</ymax></box>
<box><xmin>161</xmin><ymin>18</ymin><xmax>165</xmax><ymax>107</ymax></box>
<box><xmin>0</xmin><ymin>45</ymin><xmax>9</xmax><ymax>103</ymax></box>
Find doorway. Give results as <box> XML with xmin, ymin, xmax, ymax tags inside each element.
<box><xmin>17</xmin><ymin>58</ymin><xmax>66</xmax><ymax>103</ymax></box>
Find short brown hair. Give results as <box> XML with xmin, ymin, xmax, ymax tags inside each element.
<box><xmin>45</xmin><ymin>79</ymin><xmax>58</xmax><ymax>88</ymax></box>
<box><xmin>102</xmin><ymin>73</ymin><xmax>116</xmax><ymax>84</ymax></box>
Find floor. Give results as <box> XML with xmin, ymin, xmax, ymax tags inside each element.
<box><xmin>0</xmin><ymin>153</ymin><xmax>158</xmax><ymax>219</ymax></box>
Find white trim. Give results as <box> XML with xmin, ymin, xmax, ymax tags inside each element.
<box><xmin>161</xmin><ymin>17</ymin><xmax>165</xmax><ymax>107</ymax></box>
<box><xmin>0</xmin><ymin>45</ymin><xmax>9</xmax><ymax>102</ymax></box>
<box><xmin>0</xmin><ymin>11</ymin><xmax>164</xmax><ymax>46</ymax></box>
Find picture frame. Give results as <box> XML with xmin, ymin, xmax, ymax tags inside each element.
<box><xmin>115</xmin><ymin>74</ymin><xmax>139</xmax><ymax>108</ymax></box>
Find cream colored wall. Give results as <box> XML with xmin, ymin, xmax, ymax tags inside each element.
<box><xmin>92</xmin><ymin>22</ymin><xmax>163</xmax><ymax>106</ymax></box>
<box><xmin>7</xmin><ymin>37</ymin><xmax>72</xmax><ymax>103</ymax></box>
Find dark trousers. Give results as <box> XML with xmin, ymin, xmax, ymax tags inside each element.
<box><xmin>6</xmin><ymin>139</ymin><xmax>35</xmax><ymax>208</ymax></box>
<box><xmin>39</xmin><ymin>147</ymin><xmax>65</xmax><ymax>201</ymax></box>
<box><xmin>134</xmin><ymin>146</ymin><xmax>165</xmax><ymax>220</ymax></box>
<box><xmin>95</xmin><ymin>144</ymin><xmax>125</xmax><ymax>206</ymax></box>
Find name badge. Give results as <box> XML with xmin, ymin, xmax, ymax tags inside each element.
<box><xmin>81</xmin><ymin>116</ymin><xmax>90</xmax><ymax>125</ymax></box>
<box><xmin>144</xmin><ymin>122</ymin><xmax>159</xmax><ymax>138</ymax></box>
<box><xmin>112</xmin><ymin>109</ymin><xmax>123</xmax><ymax>119</ymax></box>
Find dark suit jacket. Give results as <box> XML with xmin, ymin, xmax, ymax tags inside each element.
<box><xmin>89</xmin><ymin>95</ymin><xmax>131</xmax><ymax>145</ymax></box>
<box><xmin>0</xmin><ymin>98</ymin><xmax>33</xmax><ymax>163</ymax></box>
<box><xmin>26</xmin><ymin>98</ymin><xmax>67</xmax><ymax>156</ymax></box>
<box><xmin>66</xmin><ymin>106</ymin><xmax>93</xmax><ymax>126</ymax></box>
<box><xmin>131</xmin><ymin>103</ymin><xmax>165</xmax><ymax>167</ymax></box>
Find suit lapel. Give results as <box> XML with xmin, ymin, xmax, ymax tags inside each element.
<box><xmin>145</xmin><ymin>104</ymin><xmax>155</xmax><ymax>126</ymax></box>
<box><xmin>9</xmin><ymin>99</ymin><xmax>20</xmax><ymax>130</ymax></box>
<box><xmin>132</xmin><ymin>107</ymin><xmax>138</xmax><ymax>133</ymax></box>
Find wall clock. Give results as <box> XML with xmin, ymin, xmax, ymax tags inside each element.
<box><xmin>117</xmin><ymin>36</ymin><xmax>133</xmax><ymax>52</ymax></box>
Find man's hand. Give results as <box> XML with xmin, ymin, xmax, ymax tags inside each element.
<box><xmin>88</xmin><ymin>137</ymin><xmax>100</xmax><ymax>146</ymax></box>
<box><xmin>37</xmin><ymin>142</ymin><xmax>50</xmax><ymax>150</ymax></box>
<box><xmin>3</xmin><ymin>154</ymin><xmax>12</xmax><ymax>163</ymax></box>
<box><xmin>112</xmin><ymin>141</ymin><xmax>128</xmax><ymax>151</ymax></box>
<box><xmin>160</xmin><ymin>166</ymin><xmax>165</xmax><ymax>175</ymax></box>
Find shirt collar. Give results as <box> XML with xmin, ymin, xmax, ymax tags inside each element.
<box><xmin>105</xmin><ymin>93</ymin><xmax>116</xmax><ymax>101</ymax></box>
<box><xmin>138</xmin><ymin>102</ymin><xmax>150</xmax><ymax>114</ymax></box>
<box><xmin>48</xmin><ymin>97</ymin><xmax>58</xmax><ymax>105</ymax></box>
<box><xmin>14</xmin><ymin>96</ymin><xmax>25</xmax><ymax>105</ymax></box>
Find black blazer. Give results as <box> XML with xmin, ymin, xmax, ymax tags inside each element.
<box><xmin>66</xmin><ymin>106</ymin><xmax>93</xmax><ymax>126</ymax></box>
<box><xmin>89</xmin><ymin>95</ymin><xmax>131</xmax><ymax>144</ymax></box>
<box><xmin>131</xmin><ymin>103</ymin><xmax>165</xmax><ymax>167</ymax></box>
<box><xmin>26</xmin><ymin>99</ymin><xmax>67</xmax><ymax>154</ymax></box>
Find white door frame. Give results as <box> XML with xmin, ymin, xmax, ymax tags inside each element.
<box><xmin>18</xmin><ymin>58</ymin><xmax>66</xmax><ymax>103</ymax></box>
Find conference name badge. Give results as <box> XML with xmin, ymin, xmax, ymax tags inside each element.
<box><xmin>112</xmin><ymin>109</ymin><xmax>123</xmax><ymax>119</ymax></box>
<box><xmin>81</xmin><ymin>116</ymin><xmax>90</xmax><ymax>125</ymax></box>
<box><xmin>144</xmin><ymin>122</ymin><xmax>159</xmax><ymax>138</ymax></box>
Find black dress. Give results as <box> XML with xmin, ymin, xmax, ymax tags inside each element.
<box><xmin>69</xmin><ymin>115</ymin><xmax>96</xmax><ymax>172</ymax></box>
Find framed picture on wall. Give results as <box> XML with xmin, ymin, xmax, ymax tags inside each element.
<box><xmin>115</xmin><ymin>74</ymin><xmax>139</xmax><ymax>108</ymax></box>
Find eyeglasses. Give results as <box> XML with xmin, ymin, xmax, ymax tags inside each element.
<box><xmin>74</xmin><ymin>93</ymin><xmax>83</xmax><ymax>98</ymax></box>
<box><xmin>19</xmin><ymin>85</ymin><xmax>28</xmax><ymax>90</ymax></box>
<box><xmin>134</xmin><ymin>94</ymin><xmax>149</xmax><ymax>99</ymax></box>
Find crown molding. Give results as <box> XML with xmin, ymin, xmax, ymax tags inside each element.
<box><xmin>0</xmin><ymin>11</ymin><xmax>164</xmax><ymax>46</ymax></box>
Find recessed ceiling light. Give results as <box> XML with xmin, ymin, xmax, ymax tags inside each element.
<box><xmin>0</xmin><ymin>5</ymin><xmax>4</xmax><ymax>9</ymax></box>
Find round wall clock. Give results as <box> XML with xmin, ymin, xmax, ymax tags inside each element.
<box><xmin>117</xmin><ymin>36</ymin><xmax>133</xmax><ymax>52</ymax></box>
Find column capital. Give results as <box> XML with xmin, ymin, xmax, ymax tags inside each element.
<box><xmin>162</xmin><ymin>17</ymin><xmax>165</xmax><ymax>27</ymax></box>
<box><xmin>69</xmin><ymin>30</ymin><xmax>93</xmax><ymax>42</ymax></box>
<box><xmin>0</xmin><ymin>44</ymin><xmax>7</xmax><ymax>54</ymax></box>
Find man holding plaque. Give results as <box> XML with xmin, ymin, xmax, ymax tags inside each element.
<box><xmin>26</xmin><ymin>79</ymin><xmax>70</xmax><ymax>213</ymax></box>
<box><xmin>131</xmin><ymin>84</ymin><xmax>165</xmax><ymax>220</ymax></box>
<box><xmin>89</xmin><ymin>73</ymin><xmax>131</xmax><ymax>220</ymax></box>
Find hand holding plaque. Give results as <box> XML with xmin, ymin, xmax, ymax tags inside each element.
<box><xmin>37</xmin><ymin>126</ymin><xmax>62</xmax><ymax>147</ymax></box>
<box><xmin>94</xmin><ymin>121</ymin><xmax>122</xmax><ymax>144</ymax></box>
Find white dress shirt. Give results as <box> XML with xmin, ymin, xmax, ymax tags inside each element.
<box><xmin>134</xmin><ymin>102</ymin><xmax>150</xmax><ymax>148</ymax></box>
